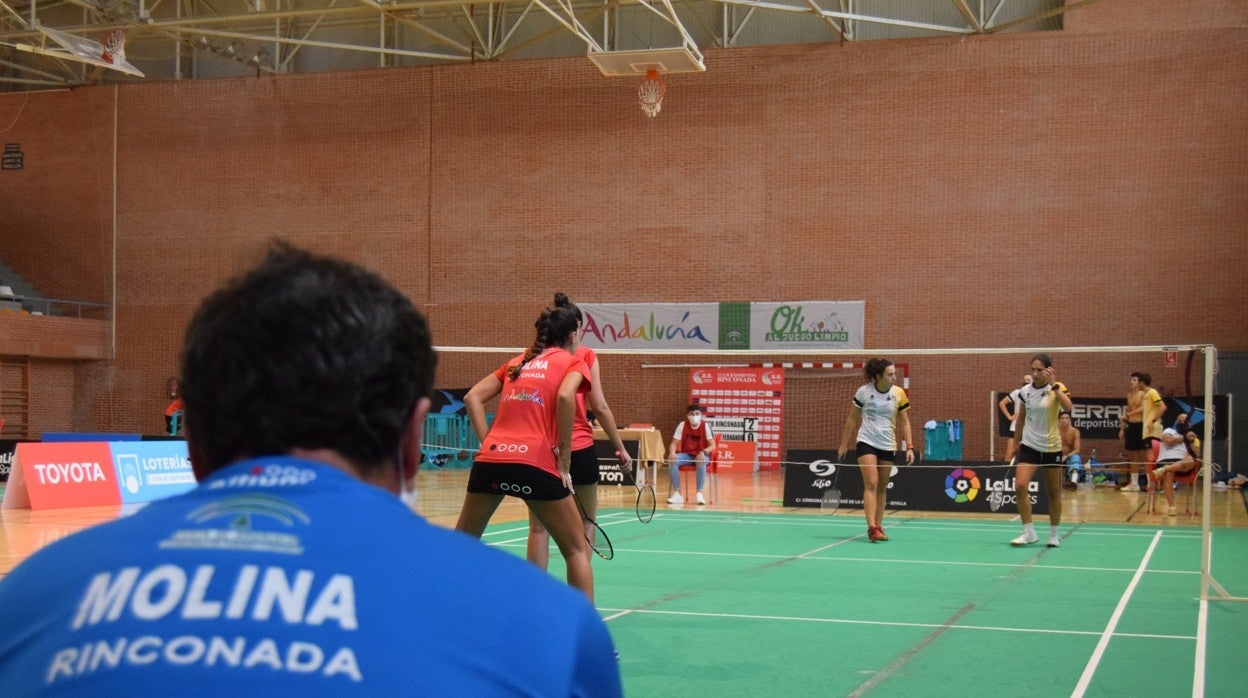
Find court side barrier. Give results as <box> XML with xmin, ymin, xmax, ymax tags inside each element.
<box><xmin>423</xmin><ymin>413</ymin><xmax>492</xmax><ymax>469</ymax></box>
<box><xmin>1</xmin><ymin>440</ymin><xmax>195</xmax><ymax>510</ymax></box>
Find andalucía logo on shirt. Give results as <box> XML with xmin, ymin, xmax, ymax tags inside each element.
<box><xmin>503</xmin><ymin>388</ymin><xmax>544</xmax><ymax>406</ymax></box>
<box><xmin>159</xmin><ymin>494</ymin><xmax>310</xmax><ymax>555</ymax></box>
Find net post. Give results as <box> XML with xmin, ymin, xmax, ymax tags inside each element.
<box><xmin>1198</xmin><ymin>345</ymin><xmax>1247</xmax><ymax>603</ymax></box>
<box><xmin>989</xmin><ymin>390</ymin><xmax>998</xmax><ymax>462</ymax></box>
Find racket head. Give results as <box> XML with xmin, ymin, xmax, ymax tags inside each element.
<box><xmin>636</xmin><ymin>484</ymin><xmax>656</xmax><ymax>523</ymax></box>
<box><xmin>987</xmin><ymin>481</ymin><xmax>1006</xmax><ymax>512</ymax></box>
<box><xmin>586</xmin><ymin>521</ymin><xmax>614</xmax><ymax>560</ymax></box>
<box><xmin>573</xmin><ymin>490</ymin><xmax>614</xmax><ymax>560</ymax></box>
<box><xmin>821</xmin><ymin>487</ymin><xmax>841</xmax><ymax>514</ymax></box>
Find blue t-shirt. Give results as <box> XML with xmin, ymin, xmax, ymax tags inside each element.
<box><xmin>0</xmin><ymin>457</ymin><xmax>621</xmax><ymax>697</ymax></box>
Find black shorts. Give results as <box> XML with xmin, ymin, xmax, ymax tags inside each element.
<box><xmin>1124</xmin><ymin>422</ymin><xmax>1147</xmax><ymax>451</ymax></box>
<box><xmin>856</xmin><ymin>442</ymin><xmax>895</xmax><ymax>462</ymax></box>
<box><xmin>1161</xmin><ymin>459</ymin><xmax>1199</xmax><ymax>475</ymax></box>
<box><xmin>1017</xmin><ymin>444</ymin><xmax>1064</xmax><ymax>467</ymax></box>
<box><xmin>570</xmin><ymin>446</ymin><xmax>599</xmax><ymax>486</ymax></box>
<box><xmin>466</xmin><ymin>462</ymin><xmax>570</xmax><ymax>500</ymax></box>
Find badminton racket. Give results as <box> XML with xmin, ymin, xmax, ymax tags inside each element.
<box><xmin>822</xmin><ymin>458</ymin><xmax>843</xmax><ymax>514</ymax></box>
<box><xmin>573</xmin><ymin>490</ymin><xmax>614</xmax><ymax>560</ymax></box>
<box><xmin>988</xmin><ymin>458</ymin><xmax>1014</xmax><ymax>512</ymax></box>
<box><xmin>634</xmin><ymin>466</ymin><xmax>656</xmax><ymax>523</ymax></box>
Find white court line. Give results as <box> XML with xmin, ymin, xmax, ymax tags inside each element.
<box><xmin>1195</xmin><ymin>599</ymin><xmax>1208</xmax><ymax>698</ymax></box>
<box><xmin>1193</xmin><ymin>532</ymin><xmax>1213</xmax><ymax>698</ymax></box>
<box><xmin>580</xmin><ymin>547</ymin><xmax>1195</xmax><ymax>575</ymax></box>
<box><xmin>597</xmin><ymin>607</ymin><xmax>1196</xmax><ymax>641</ymax></box>
<box><xmin>646</xmin><ymin>513</ymin><xmax>1201</xmax><ymax>539</ymax></box>
<box><xmin>484</xmin><ymin>512</ymin><xmax>635</xmax><ymax>546</ymax></box>
<box><xmin>1072</xmin><ymin>529</ymin><xmax>1163</xmax><ymax>698</ymax></box>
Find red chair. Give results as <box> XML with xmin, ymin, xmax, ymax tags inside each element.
<box><xmin>1148</xmin><ymin>461</ymin><xmax>1203</xmax><ymax>516</ymax></box>
<box><xmin>678</xmin><ymin>435</ymin><xmax>721</xmax><ymax>504</ymax></box>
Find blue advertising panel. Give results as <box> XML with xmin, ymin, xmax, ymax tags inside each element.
<box><xmin>109</xmin><ymin>440</ymin><xmax>197</xmax><ymax>504</ymax></box>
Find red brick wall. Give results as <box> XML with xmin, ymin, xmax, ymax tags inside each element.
<box><xmin>1</xmin><ymin>5</ymin><xmax>1244</xmax><ymax>457</ymax></box>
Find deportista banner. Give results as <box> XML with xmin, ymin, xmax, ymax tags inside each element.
<box><xmin>997</xmin><ymin>394</ymin><xmax>1227</xmax><ymax>440</ymax></box>
<box><xmin>784</xmin><ymin>449</ymin><xmax>1048</xmax><ymax>514</ymax></box>
<box><xmin>578</xmin><ymin>301</ymin><xmax>864</xmax><ymax>351</ymax></box>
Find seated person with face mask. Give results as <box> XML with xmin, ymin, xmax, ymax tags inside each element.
<box><xmin>666</xmin><ymin>404</ymin><xmax>715</xmax><ymax>505</ymax></box>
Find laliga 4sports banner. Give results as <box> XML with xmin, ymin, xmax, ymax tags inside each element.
<box><xmin>784</xmin><ymin>449</ymin><xmax>1048</xmax><ymax>515</ymax></box>
<box><xmin>1</xmin><ymin>441</ymin><xmax>196</xmax><ymax>510</ymax></box>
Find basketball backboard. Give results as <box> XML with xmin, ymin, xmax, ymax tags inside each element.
<box><xmin>587</xmin><ymin>46</ymin><xmax>705</xmax><ymax>77</ymax></box>
<box><xmin>33</xmin><ymin>25</ymin><xmax>145</xmax><ymax>77</ymax></box>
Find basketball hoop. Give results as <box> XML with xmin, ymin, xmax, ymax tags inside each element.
<box><xmin>100</xmin><ymin>30</ymin><xmax>126</xmax><ymax>65</ymax></box>
<box><xmin>637</xmin><ymin>69</ymin><xmax>666</xmax><ymax>118</ymax></box>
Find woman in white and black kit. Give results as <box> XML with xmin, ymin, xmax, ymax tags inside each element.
<box><xmin>838</xmin><ymin>358</ymin><xmax>914</xmax><ymax>543</ymax></box>
<box><xmin>1010</xmin><ymin>353</ymin><xmax>1074</xmax><ymax>548</ymax></box>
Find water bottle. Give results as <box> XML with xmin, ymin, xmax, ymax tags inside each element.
<box><xmin>1088</xmin><ymin>448</ymin><xmax>1099</xmax><ymax>485</ymax></box>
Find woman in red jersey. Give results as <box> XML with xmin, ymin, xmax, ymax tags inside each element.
<box><xmin>525</xmin><ymin>294</ymin><xmax>632</xmax><ymax>570</ymax></box>
<box><xmin>455</xmin><ymin>302</ymin><xmax>598</xmax><ymax>599</ymax></box>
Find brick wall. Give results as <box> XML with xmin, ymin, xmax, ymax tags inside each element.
<box><xmin>1</xmin><ymin>4</ymin><xmax>1244</xmax><ymax>456</ymax></box>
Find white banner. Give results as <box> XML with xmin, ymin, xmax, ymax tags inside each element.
<box><xmin>750</xmin><ymin>301</ymin><xmax>865</xmax><ymax>350</ymax></box>
<box><xmin>579</xmin><ymin>303</ymin><xmax>719</xmax><ymax>350</ymax></box>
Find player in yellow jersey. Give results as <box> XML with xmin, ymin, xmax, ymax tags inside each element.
<box><xmin>1121</xmin><ymin>372</ymin><xmax>1166</xmax><ymax>492</ymax></box>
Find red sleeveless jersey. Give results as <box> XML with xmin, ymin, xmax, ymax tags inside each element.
<box><xmin>477</xmin><ymin>347</ymin><xmax>591</xmax><ymax>476</ymax></box>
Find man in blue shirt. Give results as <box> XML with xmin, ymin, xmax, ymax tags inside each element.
<box><xmin>0</xmin><ymin>243</ymin><xmax>621</xmax><ymax>697</ymax></box>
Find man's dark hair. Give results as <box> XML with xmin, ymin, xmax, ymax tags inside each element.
<box><xmin>179</xmin><ymin>242</ymin><xmax>436</xmax><ymax>476</ymax></box>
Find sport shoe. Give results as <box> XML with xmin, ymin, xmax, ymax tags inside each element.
<box><xmin>1047</xmin><ymin>531</ymin><xmax>1061</xmax><ymax>548</ymax></box>
<box><xmin>695</xmin><ymin>491</ymin><xmax>707</xmax><ymax>505</ymax></box>
<box><xmin>1119</xmin><ymin>482</ymin><xmax>1140</xmax><ymax>492</ymax></box>
<box><xmin>874</xmin><ymin>527</ymin><xmax>889</xmax><ymax>542</ymax></box>
<box><xmin>1152</xmin><ymin>467</ymin><xmax>1165</xmax><ymax>482</ymax></box>
<box><xmin>1166</xmin><ymin>505</ymin><xmax>1177</xmax><ymax>516</ymax></box>
<box><xmin>867</xmin><ymin>526</ymin><xmax>886</xmax><ymax>543</ymax></box>
<box><xmin>1010</xmin><ymin>529</ymin><xmax>1039</xmax><ymax>546</ymax></box>
<box><xmin>666</xmin><ymin>492</ymin><xmax>684</xmax><ymax>505</ymax></box>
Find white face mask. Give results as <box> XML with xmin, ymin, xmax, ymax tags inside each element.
<box><xmin>688</xmin><ymin>415</ymin><xmax>702</xmax><ymax>428</ymax></box>
<box><xmin>397</xmin><ymin>454</ymin><xmax>418</xmax><ymax>509</ymax></box>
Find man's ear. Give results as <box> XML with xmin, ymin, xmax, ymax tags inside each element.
<box><xmin>186</xmin><ymin>437</ymin><xmax>211</xmax><ymax>482</ymax></box>
<box><xmin>400</xmin><ymin>397</ymin><xmax>432</xmax><ymax>480</ymax></box>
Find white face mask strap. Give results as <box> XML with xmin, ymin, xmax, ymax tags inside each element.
<box><xmin>397</xmin><ymin>450</ymin><xmax>418</xmax><ymax>509</ymax></box>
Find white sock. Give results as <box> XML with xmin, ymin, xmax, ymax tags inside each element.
<box><xmin>1023</xmin><ymin>523</ymin><xmax>1035</xmax><ymax>534</ymax></box>
<box><xmin>1049</xmin><ymin>525</ymin><xmax>1059</xmax><ymax>537</ymax></box>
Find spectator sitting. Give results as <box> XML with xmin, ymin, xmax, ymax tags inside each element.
<box><xmin>666</xmin><ymin>404</ymin><xmax>715</xmax><ymax>505</ymax></box>
<box><xmin>1151</xmin><ymin>413</ymin><xmax>1202</xmax><ymax>516</ymax></box>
